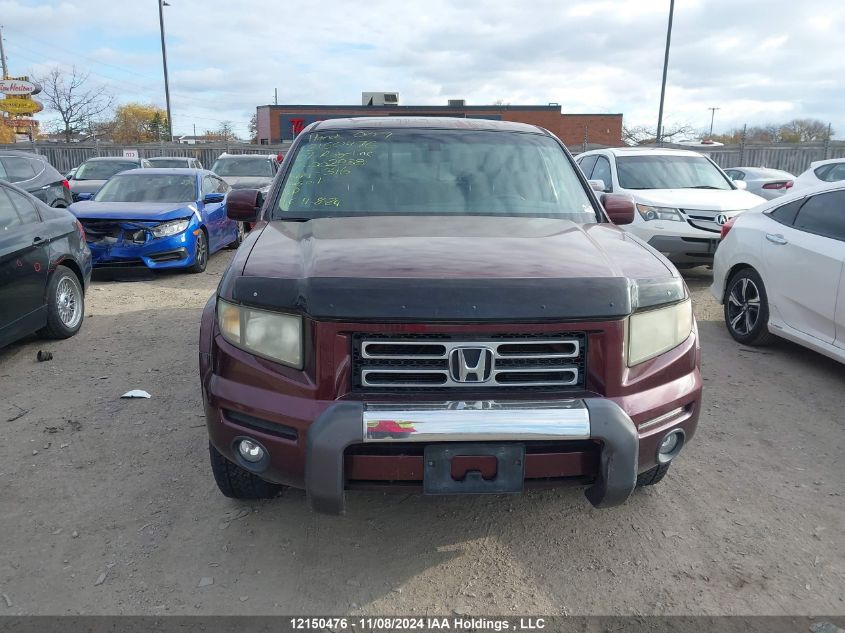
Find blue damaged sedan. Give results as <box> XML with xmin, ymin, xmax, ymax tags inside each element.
<box><xmin>69</xmin><ymin>168</ymin><xmax>243</xmax><ymax>273</ymax></box>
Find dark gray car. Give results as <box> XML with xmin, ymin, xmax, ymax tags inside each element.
<box><xmin>68</xmin><ymin>156</ymin><xmax>152</xmax><ymax>201</ymax></box>
<box><xmin>210</xmin><ymin>154</ymin><xmax>278</xmax><ymax>192</ymax></box>
<box><xmin>0</xmin><ymin>150</ymin><xmax>73</xmax><ymax>208</ymax></box>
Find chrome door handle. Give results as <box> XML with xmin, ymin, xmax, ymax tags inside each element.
<box><xmin>765</xmin><ymin>233</ymin><xmax>788</xmax><ymax>245</ymax></box>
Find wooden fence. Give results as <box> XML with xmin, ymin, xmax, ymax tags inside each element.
<box><xmin>0</xmin><ymin>141</ymin><xmax>293</xmax><ymax>174</ymax></box>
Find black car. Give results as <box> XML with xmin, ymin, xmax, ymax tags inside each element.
<box><xmin>0</xmin><ymin>150</ymin><xmax>73</xmax><ymax>208</ymax></box>
<box><xmin>0</xmin><ymin>180</ymin><xmax>92</xmax><ymax>348</ymax></box>
<box><xmin>68</xmin><ymin>156</ymin><xmax>153</xmax><ymax>201</ymax></box>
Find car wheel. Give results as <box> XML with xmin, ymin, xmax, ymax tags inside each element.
<box><xmin>724</xmin><ymin>268</ymin><xmax>775</xmax><ymax>345</ymax></box>
<box><xmin>636</xmin><ymin>463</ymin><xmax>670</xmax><ymax>487</ymax></box>
<box><xmin>209</xmin><ymin>443</ymin><xmax>284</xmax><ymax>499</ymax></box>
<box><xmin>39</xmin><ymin>266</ymin><xmax>84</xmax><ymax>339</ymax></box>
<box><xmin>187</xmin><ymin>229</ymin><xmax>208</xmax><ymax>274</ymax></box>
<box><xmin>227</xmin><ymin>222</ymin><xmax>245</xmax><ymax>249</ymax></box>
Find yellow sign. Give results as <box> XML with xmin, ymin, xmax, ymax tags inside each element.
<box><xmin>0</xmin><ymin>98</ymin><xmax>43</xmax><ymax>115</ymax></box>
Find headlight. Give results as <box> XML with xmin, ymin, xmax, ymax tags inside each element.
<box><xmin>636</xmin><ymin>204</ymin><xmax>684</xmax><ymax>222</ymax></box>
<box><xmin>217</xmin><ymin>299</ymin><xmax>303</xmax><ymax>368</ymax></box>
<box><xmin>152</xmin><ymin>218</ymin><xmax>190</xmax><ymax>238</ymax></box>
<box><xmin>627</xmin><ymin>299</ymin><xmax>693</xmax><ymax>366</ymax></box>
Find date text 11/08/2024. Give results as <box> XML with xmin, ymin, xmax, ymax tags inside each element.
<box><xmin>289</xmin><ymin>617</ymin><xmax>547</xmax><ymax>631</ymax></box>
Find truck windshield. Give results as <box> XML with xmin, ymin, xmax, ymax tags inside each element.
<box><xmin>274</xmin><ymin>129</ymin><xmax>597</xmax><ymax>222</ymax></box>
<box><xmin>616</xmin><ymin>155</ymin><xmax>733</xmax><ymax>190</ymax></box>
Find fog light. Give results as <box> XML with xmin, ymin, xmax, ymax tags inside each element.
<box><xmin>659</xmin><ymin>431</ymin><xmax>681</xmax><ymax>455</ymax></box>
<box><xmin>238</xmin><ymin>439</ymin><xmax>264</xmax><ymax>463</ymax></box>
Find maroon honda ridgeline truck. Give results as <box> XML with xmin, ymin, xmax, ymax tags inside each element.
<box><xmin>199</xmin><ymin>117</ymin><xmax>701</xmax><ymax>514</ymax></box>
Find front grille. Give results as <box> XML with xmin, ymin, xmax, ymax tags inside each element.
<box><xmin>353</xmin><ymin>333</ymin><xmax>586</xmax><ymax>391</ymax></box>
<box><xmin>79</xmin><ymin>219</ymin><xmax>153</xmax><ymax>245</ymax></box>
<box><xmin>681</xmin><ymin>209</ymin><xmax>731</xmax><ymax>233</ymax></box>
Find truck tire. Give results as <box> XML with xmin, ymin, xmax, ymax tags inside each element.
<box><xmin>209</xmin><ymin>442</ymin><xmax>283</xmax><ymax>499</ymax></box>
<box><xmin>636</xmin><ymin>463</ymin><xmax>670</xmax><ymax>487</ymax></box>
<box><xmin>39</xmin><ymin>265</ymin><xmax>85</xmax><ymax>339</ymax></box>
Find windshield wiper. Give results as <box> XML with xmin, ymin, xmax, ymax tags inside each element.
<box><xmin>683</xmin><ymin>185</ymin><xmax>723</xmax><ymax>189</ymax></box>
<box><xmin>276</xmin><ymin>217</ymin><xmax>313</xmax><ymax>222</ymax></box>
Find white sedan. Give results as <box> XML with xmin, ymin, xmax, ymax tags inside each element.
<box><xmin>711</xmin><ymin>182</ymin><xmax>845</xmax><ymax>364</ymax></box>
<box><xmin>793</xmin><ymin>158</ymin><xmax>845</xmax><ymax>189</ymax></box>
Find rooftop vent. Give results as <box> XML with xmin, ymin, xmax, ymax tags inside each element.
<box><xmin>448</xmin><ymin>99</ymin><xmax>466</xmax><ymax>107</ymax></box>
<box><xmin>362</xmin><ymin>92</ymin><xmax>399</xmax><ymax>106</ymax></box>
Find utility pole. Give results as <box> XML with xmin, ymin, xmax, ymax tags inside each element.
<box><xmin>708</xmin><ymin>107</ymin><xmax>720</xmax><ymax>137</ymax></box>
<box><xmin>274</xmin><ymin>88</ymin><xmax>278</xmax><ymax>105</ymax></box>
<box><xmin>0</xmin><ymin>25</ymin><xmax>8</xmax><ymax>78</ymax></box>
<box><xmin>157</xmin><ymin>0</ymin><xmax>174</xmax><ymax>142</ymax></box>
<box><xmin>656</xmin><ymin>0</ymin><xmax>675</xmax><ymax>146</ymax></box>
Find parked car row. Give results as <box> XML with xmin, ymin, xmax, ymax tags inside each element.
<box><xmin>571</xmin><ymin>147</ymin><xmax>844</xmax><ymax>365</ymax></box>
<box><xmin>0</xmin><ymin>151</ymin><xmax>281</xmax><ymax>350</ymax></box>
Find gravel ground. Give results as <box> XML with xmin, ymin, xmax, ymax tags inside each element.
<box><xmin>0</xmin><ymin>253</ymin><xmax>843</xmax><ymax>616</ymax></box>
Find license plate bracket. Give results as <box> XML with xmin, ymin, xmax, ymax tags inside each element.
<box><xmin>423</xmin><ymin>443</ymin><xmax>525</xmax><ymax>495</ymax></box>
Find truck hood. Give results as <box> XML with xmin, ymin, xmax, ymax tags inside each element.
<box><xmin>633</xmin><ymin>188</ymin><xmax>765</xmax><ymax>211</ymax></box>
<box><xmin>222</xmin><ymin>176</ymin><xmax>272</xmax><ymax>190</ymax></box>
<box><xmin>225</xmin><ymin>216</ymin><xmax>677</xmax><ymax>322</ymax></box>
<box><xmin>69</xmin><ymin>201</ymin><xmax>199</xmax><ymax>221</ymax></box>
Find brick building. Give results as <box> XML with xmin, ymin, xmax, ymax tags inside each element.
<box><xmin>255</xmin><ymin>103</ymin><xmax>623</xmax><ymax>147</ymax></box>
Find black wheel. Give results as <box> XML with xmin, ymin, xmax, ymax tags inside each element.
<box><xmin>636</xmin><ymin>463</ymin><xmax>670</xmax><ymax>487</ymax></box>
<box><xmin>187</xmin><ymin>229</ymin><xmax>208</xmax><ymax>274</ymax></box>
<box><xmin>724</xmin><ymin>267</ymin><xmax>775</xmax><ymax>345</ymax></box>
<box><xmin>38</xmin><ymin>266</ymin><xmax>84</xmax><ymax>339</ymax></box>
<box><xmin>227</xmin><ymin>222</ymin><xmax>245</xmax><ymax>249</ymax></box>
<box><xmin>209</xmin><ymin>443</ymin><xmax>283</xmax><ymax>499</ymax></box>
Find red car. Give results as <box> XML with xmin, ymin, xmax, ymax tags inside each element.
<box><xmin>199</xmin><ymin>117</ymin><xmax>701</xmax><ymax>514</ymax></box>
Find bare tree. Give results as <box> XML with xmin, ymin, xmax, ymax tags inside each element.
<box><xmin>622</xmin><ymin>123</ymin><xmax>697</xmax><ymax>146</ymax></box>
<box><xmin>37</xmin><ymin>66</ymin><xmax>114</xmax><ymax>142</ymax></box>
<box><xmin>247</xmin><ymin>113</ymin><xmax>257</xmax><ymax>144</ymax></box>
<box><xmin>779</xmin><ymin>118</ymin><xmax>832</xmax><ymax>143</ymax></box>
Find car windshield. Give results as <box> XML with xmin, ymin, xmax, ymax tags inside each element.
<box><xmin>212</xmin><ymin>157</ymin><xmax>273</xmax><ymax>177</ymax></box>
<box><xmin>149</xmin><ymin>158</ymin><xmax>189</xmax><ymax>168</ymax></box>
<box><xmin>93</xmin><ymin>174</ymin><xmax>197</xmax><ymax>203</ymax></box>
<box><xmin>75</xmin><ymin>160</ymin><xmax>138</xmax><ymax>181</ymax></box>
<box><xmin>274</xmin><ymin>129</ymin><xmax>597</xmax><ymax>222</ymax></box>
<box><xmin>616</xmin><ymin>155</ymin><xmax>733</xmax><ymax>190</ymax></box>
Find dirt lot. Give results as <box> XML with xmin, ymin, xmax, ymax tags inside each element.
<box><xmin>0</xmin><ymin>252</ymin><xmax>843</xmax><ymax>616</ymax></box>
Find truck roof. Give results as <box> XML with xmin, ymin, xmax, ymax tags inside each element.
<box><xmin>311</xmin><ymin>116</ymin><xmax>547</xmax><ymax>135</ymax></box>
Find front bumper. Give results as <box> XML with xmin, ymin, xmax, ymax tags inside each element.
<box><xmin>646</xmin><ymin>235</ymin><xmax>719</xmax><ymax>265</ymax></box>
<box><xmin>88</xmin><ymin>229</ymin><xmax>199</xmax><ymax>270</ymax></box>
<box><xmin>307</xmin><ymin>398</ymin><xmax>638</xmax><ymax>514</ymax></box>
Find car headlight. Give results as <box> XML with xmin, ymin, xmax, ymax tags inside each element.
<box><xmin>627</xmin><ymin>298</ymin><xmax>693</xmax><ymax>366</ymax></box>
<box><xmin>636</xmin><ymin>204</ymin><xmax>685</xmax><ymax>222</ymax></box>
<box><xmin>217</xmin><ymin>298</ymin><xmax>303</xmax><ymax>368</ymax></box>
<box><xmin>152</xmin><ymin>218</ymin><xmax>190</xmax><ymax>238</ymax></box>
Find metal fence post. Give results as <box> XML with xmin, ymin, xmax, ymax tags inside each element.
<box><xmin>824</xmin><ymin>123</ymin><xmax>832</xmax><ymax>160</ymax></box>
<box><xmin>739</xmin><ymin>124</ymin><xmax>747</xmax><ymax>166</ymax></box>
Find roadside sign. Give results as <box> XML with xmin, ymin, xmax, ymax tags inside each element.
<box><xmin>122</xmin><ymin>149</ymin><xmax>140</xmax><ymax>160</ymax></box>
<box><xmin>0</xmin><ymin>98</ymin><xmax>43</xmax><ymax>115</ymax></box>
<box><xmin>0</xmin><ymin>79</ymin><xmax>42</xmax><ymax>95</ymax></box>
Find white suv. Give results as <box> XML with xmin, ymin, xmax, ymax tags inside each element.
<box><xmin>576</xmin><ymin>147</ymin><xmax>765</xmax><ymax>268</ymax></box>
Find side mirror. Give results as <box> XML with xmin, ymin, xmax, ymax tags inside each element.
<box><xmin>588</xmin><ymin>179</ymin><xmax>607</xmax><ymax>192</ymax></box>
<box><xmin>203</xmin><ymin>192</ymin><xmax>225</xmax><ymax>204</ymax></box>
<box><xmin>734</xmin><ymin>180</ymin><xmax>747</xmax><ymax>190</ymax></box>
<box><xmin>227</xmin><ymin>188</ymin><xmax>261</xmax><ymax>222</ymax></box>
<box><xmin>76</xmin><ymin>192</ymin><xmax>94</xmax><ymax>201</ymax></box>
<box><xmin>601</xmin><ymin>194</ymin><xmax>635</xmax><ymax>225</ymax></box>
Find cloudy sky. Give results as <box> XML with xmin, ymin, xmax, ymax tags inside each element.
<box><xmin>1</xmin><ymin>0</ymin><xmax>842</xmax><ymax>139</ymax></box>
